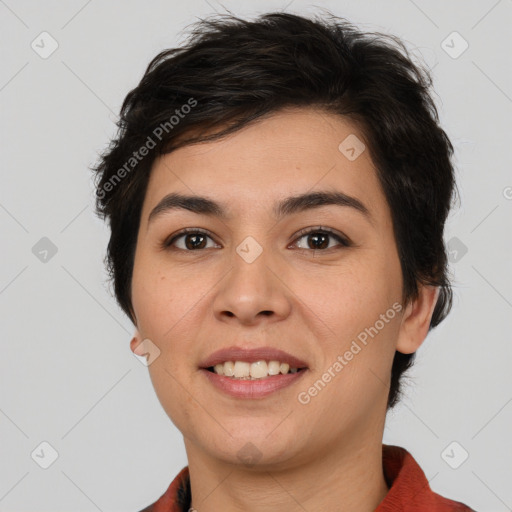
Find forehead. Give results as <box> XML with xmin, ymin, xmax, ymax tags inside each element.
<box><xmin>142</xmin><ymin>108</ymin><xmax>388</xmax><ymax>222</ymax></box>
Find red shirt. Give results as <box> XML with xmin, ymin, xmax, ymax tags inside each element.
<box><xmin>139</xmin><ymin>444</ymin><xmax>475</xmax><ymax>511</ymax></box>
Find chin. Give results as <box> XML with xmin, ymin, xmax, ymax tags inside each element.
<box><xmin>196</xmin><ymin>424</ymin><xmax>304</xmax><ymax>469</ymax></box>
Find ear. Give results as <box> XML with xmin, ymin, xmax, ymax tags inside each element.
<box><xmin>396</xmin><ymin>285</ymin><xmax>440</xmax><ymax>354</ymax></box>
<box><xmin>130</xmin><ymin>329</ymin><xmax>144</xmax><ymax>354</ymax></box>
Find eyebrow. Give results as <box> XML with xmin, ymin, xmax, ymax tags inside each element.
<box><xmin>148</xmin><ymin>190</ymin><xmax>373</xmax><ymax>225</ymax></box>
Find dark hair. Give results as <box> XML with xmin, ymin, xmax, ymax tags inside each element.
<box><xmin>92</xmin><ymin>10</ymin><xmax>457</xmax><ymax>410</ymax></box>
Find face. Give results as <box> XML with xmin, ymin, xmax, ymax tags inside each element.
<box><xmin>130</xmin><ymin>107</ymin><xmax>412</xmax><ymax>469</ymax></box>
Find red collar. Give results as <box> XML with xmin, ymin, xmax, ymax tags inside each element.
<box><xmin>140</xmin><ymin>444</ymin><xmax>475</xmax><ymax>511</ymax></box>
<box><xmin>376</xmin><ymin>445</ymin><xmax>474</xmax><ymax>511</ymax></box>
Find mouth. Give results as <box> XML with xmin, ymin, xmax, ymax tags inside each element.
<box><xmin>199</xmin><ymin>345</ymin><xmax>308</xmax><ymax>376</ymax></box>
<box><xmin>205</xmin><ymin>361</ymin><xmax>307</xmax><ymax>380</ymax></box>
<box><xmin>199</xmin><ymin>346</ymin><xmax>309</xmax><ymax>398</ymax></box>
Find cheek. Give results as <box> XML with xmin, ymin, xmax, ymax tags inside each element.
<box><xmin>297</xmin><ymin>257</ymin><xmax>399</xmax><ymax>335</ymax></box>
<box><xmin>131</xmin><ymin>250</ymin><xmax>184</xmax><ymax>335</ymax></box>
<box><xmin>295</xmin><ymin>256</ymin><xmax>402</xmax><ymax>396</ymax></box>
<box><xmin>131</xmin><ymin>253</ymin><xmax>210</xmax><ymax>374</ymax></box>
<box><xmin>131</xmin><ymin>260</ymin><xmax>202</xmax><ymax>430</ymax></box>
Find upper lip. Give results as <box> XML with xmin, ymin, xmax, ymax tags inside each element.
<box><xmin>199</xmin><ymin>346</ymin><xmax>308</xmax><ymax>369</ymax></box>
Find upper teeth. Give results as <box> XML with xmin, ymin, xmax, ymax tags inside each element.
<box><xmin>213</xmin><ymin>361</ymin><xmax>300</xmax><ymax>379</ymax></box>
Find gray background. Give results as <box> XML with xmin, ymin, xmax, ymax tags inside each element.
<box><xmin>1</xmin><ymin>0</ymin><xmax>511</xmax><ymax>510</ymax></box>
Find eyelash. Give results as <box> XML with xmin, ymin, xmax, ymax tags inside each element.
<box><xmin>163</xmin><ymin>226</ymin><xmax>351</xmax><ymax>253</ymax></box>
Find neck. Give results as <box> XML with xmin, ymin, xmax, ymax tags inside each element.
<box><xmin>185</xmin><ymin>434</ymin><xmax>389</xmax><ymax>512</ymax></box>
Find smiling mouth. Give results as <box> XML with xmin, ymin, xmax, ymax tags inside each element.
<box><xmin>206</xmin><ymin>360</ymin><xmax>308</xmax><ymax>380</ymax></box>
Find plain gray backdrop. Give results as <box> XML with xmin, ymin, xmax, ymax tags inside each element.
<box><xmin>1</xmin><ymin>0</ymin><xmax>511</xmax><ymax>510</ymax></box>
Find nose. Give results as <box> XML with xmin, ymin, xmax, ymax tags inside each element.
<box><xmin>212</xmin><ymin>240</ymin><xmax>292</xmax><ymax>327</ymax></box>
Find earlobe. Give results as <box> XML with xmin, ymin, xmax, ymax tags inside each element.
<box><xmin>130</xmin><ymin>330</ymin><xmax>143</xmax><ymax>353</ymax></box>
<box><xmin>396</xmin><ymin>285</ymin><xmax>440</xmax><ymax>354</ymax></box>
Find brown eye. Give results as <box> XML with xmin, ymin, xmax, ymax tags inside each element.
<box><xmin>293</xmin><ymin>227</ymin><xmax>350</xmax><ymax>251</ymax></box>
<box><xmin>164</xmin><ymin>229</ymin><xmax>219</xmax><ymax>251</ymax></box>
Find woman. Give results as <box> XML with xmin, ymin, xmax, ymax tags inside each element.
<box><xmin>93</xmin><ymin>11</ymin><xmax>475</xmax><ymax>511</ymax></box>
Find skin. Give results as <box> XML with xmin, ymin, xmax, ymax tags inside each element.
<box><xmin>129</xmin><ymin>107</ymin><xmax>439</xmax><ymax>511</ymax></box>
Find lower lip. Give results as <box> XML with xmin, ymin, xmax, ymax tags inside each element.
<box><xmin>200</xmin><ymin>368</ymin><xmax>308</xmax><ymax>399</ymax></box>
